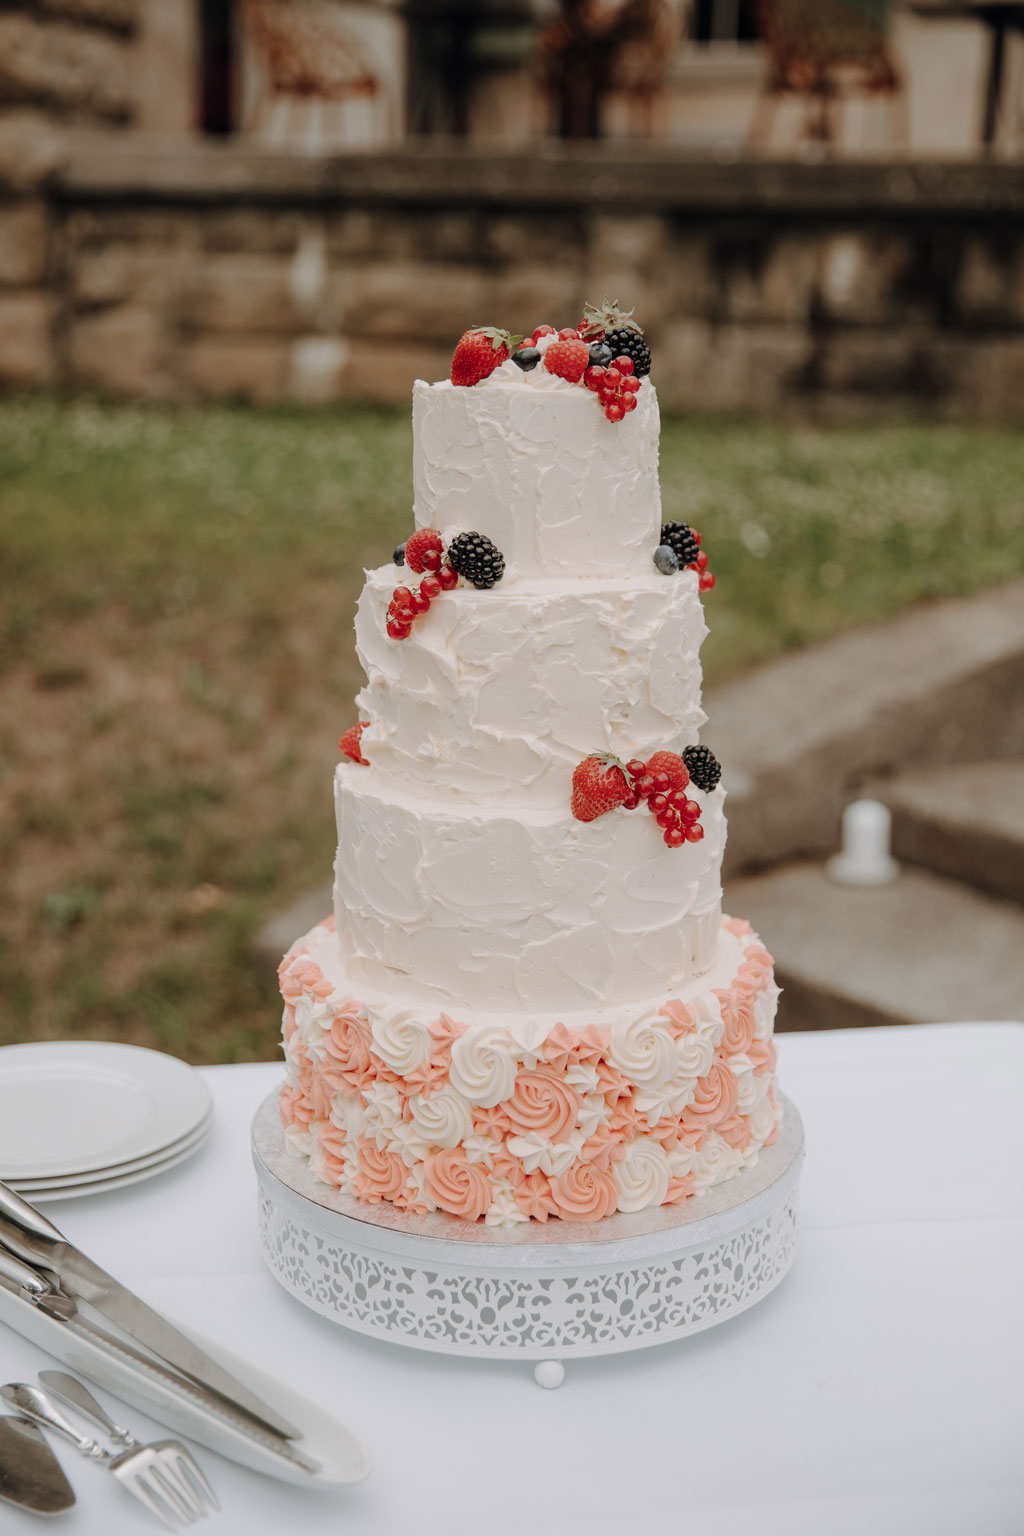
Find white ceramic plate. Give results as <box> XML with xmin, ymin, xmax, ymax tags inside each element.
<box><xmin>10</xmin><ymin>1111</ymin><xmax>214</xmax><ymax>1192</ymax></box>
<box><xmin>0</xmin><ymin>1042</ymin><xmax>212</xmax><ymax>1180</ymax></box>
<box><xmin>11</xmin><ymin>1122</ymin><xmax>215</xmax><ymax>1203</ymax></box>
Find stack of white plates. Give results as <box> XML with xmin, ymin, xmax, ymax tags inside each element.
<box><xmin>0</xmin><ymin>1041</ymin><xmax>213</xmax><ymax>1202</ymax></box>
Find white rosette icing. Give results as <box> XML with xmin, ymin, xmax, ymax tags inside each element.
<box><xmin>748</xmin><ymin>1094</ymin><xmax>778</xmax><ymax>1146</ymax></box>
<box><xmin>608</xmin><ymin>1009</ymin><xmax>678</xmax><ymax>1089</ymax></box>
<box><xmin>408</xmin><ymin>1087</ymin><xmax>474</xmax><ymax>1149</ymax></box>
<box><xmin>753</xmin><ymin>982</ymin><xmax>780</xmax><ymax>1041</ymax></box>
<box><xmin>675</xmin><ymin>1026</ymin><xmax>715</xmax><ymax>1081</ymax></box>
<box><xmin>284</xmin><ymin>1123</ymin><xmax>314</xmax><ymax>1160</ymax></box>
<box><xmin>613</xmin><ymin>1137</ymin><xmax>672</xmax><ymax>1213</ymax></box>
<box><xmin>461</xmin><ymin>1134</ymin><xmax>497</xmax><ymax>1167</ymax></box>
<box><xmin>361</xmin><ymin>1082</ymin><xmax>403</xmax><ymax>1140</ymax></box>
<box><xmin>730</xmin><ymin>1053</ymin><xmax>763</xmax><ymax>1114</ymax></box>
<box><xmin>370</xmin><ymin>1008</ymin><xmax>431</xmax><ymax>1074</ymax></box>
<box><xmin>668</xmin><ymin>1139</ymin><xmax>698</xmax><ymax>1180</ymax></box>
<box><xmin>485</xmin><ymin>1179</ymin><xmax>529</xmax><ymax>1227</ymax></box>
<box><xmin>448</xmin><ymin>1024</ymin><xmax>518</xmax><ymax>1107</ymax></box>
<box><xmin>692</xmin><ymin>1131</ymin><xmax>744</xmax><ymax>1193</ymax></box>
<box><xmin>329</xmin><ymin>1089</ymin><xmax>365</xmax><ymax>1139</ymax></box>
<box><xmin>564</xmin><ymin>1060</ymin><xmax>600</xmax><ymax>1096</ymax></box>
<box><xmin>692</xmin><ymin>991</ymin><xmax>724</xmax><ymax>1048</ymax></box>
<box><xmin>282</xmin><ymin>1039</ymin><xmax>302</xmax><ymax>1087</ymax></box>
<box><xmin>294</xmin><ymin>991</ymin><xmax>335</xmax><ymax>1064</ymax></box>
<box><xmin>576</xmin><ymin>1092</ymin><xmax>612</xmax><ymax>1139</ymax></box>
<box><xmin>385</xmin><ymin>1119</ymin><xmax>431</xmax><ymax>1167</ymax></box>
<box><xmin>508</xmin><ymin>1129</ymin><xmax>586</xmax><ymax>1178</ymax></box>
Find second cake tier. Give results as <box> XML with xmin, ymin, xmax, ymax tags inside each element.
<box><xmin>333</xmin><ymin>765</ymin><xmax>725</xmax><ymax>1012</ymax></box>
<box><xmin>356</xmin><ymin>566</ymin><xmax>707</xmax><ymax>810</ymax></box>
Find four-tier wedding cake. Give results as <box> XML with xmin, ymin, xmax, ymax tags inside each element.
<box><xmin>277</xmin><ymin>307</ymin><xmax>782</xmax><ymax>1226</ymax></box>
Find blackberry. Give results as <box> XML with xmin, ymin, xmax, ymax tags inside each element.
<box><xmin>682</xmin><ymin>745</ymin><xmax>721</xmax><ymax>794</ymax></box>
<box><xmin>660</xmin><ymin>522</ymin><xmax>700</xmax><ymax>568</ymax></box>
<box><xmin>604</xmin><ymin>327</ymin><xmax>651</xmax><ymax>378</ymax></box>
<box><xmin>447</xmin><ymin>531</ymin><xmax>505</xmax><ymax>590</ymax></box>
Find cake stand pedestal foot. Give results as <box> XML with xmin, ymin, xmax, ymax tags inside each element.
<box><xmin>534</xmin><ymin>1360</ymin><xmax>565</xmax><ymax>1390</ymax></box>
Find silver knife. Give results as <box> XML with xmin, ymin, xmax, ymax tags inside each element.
<box><xmin>0</xmin><ymin>1180</ymin><xmax>302</xmax><ymax>1442</ymax></box>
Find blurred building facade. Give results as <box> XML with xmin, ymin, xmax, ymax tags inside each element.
<box><xmin>0</xmin><ymin>1</ymin><xmax>1023</xmax><ymax>417</ymax></box>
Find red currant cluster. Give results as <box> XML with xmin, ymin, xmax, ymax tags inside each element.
<box><xmin>689</xmin><ymin>531</ymin><xmax>716</xmax><ymax>594</ymax></box>
<box><xmin>583</xmin><ymin>356</ymin><xmax>641</xmax><ymax>422</ymax></box>
<box><xmin>386</xmin><ymin>528</ymin><xmax>457</xmax><ymax>641</ymax></box>
<box><xmin>623</xmin><ymin>751</ymin><xmax>705</xmax><ymax>849</ymax></box>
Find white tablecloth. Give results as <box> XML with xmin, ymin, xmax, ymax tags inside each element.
<box><xmin>3</xmin><ymin>1023</ymin><xmax>1022</xmax><ymax>1536</ymax></box>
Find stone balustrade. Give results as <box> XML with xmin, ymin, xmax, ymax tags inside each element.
<box><xmin>2</xmin><ymin>139</ymin><xmax>1024</xmax><ymax>419</ymax></box>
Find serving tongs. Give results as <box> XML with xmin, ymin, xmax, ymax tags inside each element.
<box><xmin>0</xmin><ymin>1179</ymin><xmax>311</xmax><ymax>1465</ymax></box>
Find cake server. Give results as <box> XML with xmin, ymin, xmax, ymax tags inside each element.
<box><xmin>0</xmin><ymin>1413</ymin><xmax>76</xmax><ymax>1517</ymax></box>
<box><xmin>0</xmin><ymin>1179</ymin><xmax>301</xmax><ymax>1442</ymax></box>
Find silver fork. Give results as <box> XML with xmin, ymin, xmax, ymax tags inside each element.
<box><xmin>1</xmin><ymin>1380</ymin><xmax>215</xmax><ymax>1529</ymax></box>
<box><xmin>39</xmin><ymin>1371</ymin><xmax>219</xmax><ymax>1517</ymax></box>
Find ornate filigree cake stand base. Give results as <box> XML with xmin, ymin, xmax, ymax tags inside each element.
<box><xmin>252</xmin><ymin>1092</ymin><xmax>803</xmax><ymax>1387</ymax></box>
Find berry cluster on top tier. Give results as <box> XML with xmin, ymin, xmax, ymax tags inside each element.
<box><xmin>655</xmin><ymin>521</ymin><xmax>716</xmax><ymax>594</ymax></box>
<box><xmin>570</xmin><ymin>748</ymin><xmax>716</xmax><ymax>849</ymax></box>
<box><xmin>448</xmin><ymin>303</ymin><xmax>653</xmax><ymax>427</ymax></box>
<box><xmin>387</xmin><ymin>528</ymin><xmax>505</xmax><ymax>640</ymax></box>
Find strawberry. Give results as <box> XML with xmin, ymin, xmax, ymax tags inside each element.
<box><xmin>339</xmin><ymin>721</ymin><xmax>368</xmax><ymax>764</ymax></box>
<box><xmin>543</xmin><ymin>337</ymin><xmax>590</xmax><ymax>384</ymax></box>
<box><xmin>571</xmin><ymin>753</ymin><xmax>631</xmax><ymax>823</ymax></box>
<box><xmin>450</xmin><ymin>327</ymin><xmax>521</xmax><ymax>387</ymax></box>
<box><xmin>404</xmin><ymin>528</ymin><xmax>444</xmax><ymax>574</ymax></box>
<box><xmin>645</xmin><ymin>750</ymin><xmax>690</xmax><ymax>793</ymax></box>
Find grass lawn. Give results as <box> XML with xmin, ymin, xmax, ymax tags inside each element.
<box><xmin>2</xmin><ymin>394</ymin><xmax>1023</xmax><ymax>1063</ymax></box>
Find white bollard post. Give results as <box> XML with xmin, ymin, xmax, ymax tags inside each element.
<box><xmin>826</xmin><ymin>798</ymin><xmax>900</xmax><ymax>886</ymax></box>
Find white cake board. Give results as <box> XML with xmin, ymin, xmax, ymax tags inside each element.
<box><xmin>252</xmin><ymin>1091</ymin><xmax>803</xmax><ymax>1387</ymax></box>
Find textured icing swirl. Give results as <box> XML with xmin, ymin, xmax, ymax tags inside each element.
<box><xmin>412</xmin><ymin>375</ymin><xmax>661</xmax><ymax>580</ymax></box>
<box><xmin>356</xmin><ymin>568</ymin><xmax>707</xmax><ymax>809</ymax></box>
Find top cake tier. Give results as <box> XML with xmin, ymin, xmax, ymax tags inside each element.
<box><xmin>412</xmin><ymin>364</ymin><xmax>662</xmax><ymax>582</ymax></box>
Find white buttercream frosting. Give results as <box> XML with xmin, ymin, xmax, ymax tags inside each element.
<box><xmin>356</xmin><ymin>568</ymin><xmax>707</xmax><ymax>809</ymax></box>
<box><xmin>333</xmin><ymin>766</ymin><xmax>723</xmax><ymax>1011</ymax></box>
<box><xmin>412</xmin><ymin>374</ymin><xmax>661</xmax><ymax>580</ymax></box>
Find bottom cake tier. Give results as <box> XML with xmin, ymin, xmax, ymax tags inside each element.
<box><xmin>277</xmin><ymin>916</ymin><xmax>782</xmax><ymax>1227</ymax></box>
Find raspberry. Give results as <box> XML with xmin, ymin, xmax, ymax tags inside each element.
<box><xmin>543</xmin><ymin>338</ymin><xmax>590</xmax><ymax>384</ymax></box>
<box><xmin>338</xmin><ymin>721</ymin><xmax>368</xmax><ymax>764</ymax></box>
<box><xmin>646</xmin><ymin>752</ymin><xmax>690</xmax><ymax>793</ymax></box>
<box><xmin>404</xmin><ymin>529</ymin><xmax>443</xmax><ymax>574</ymax></box>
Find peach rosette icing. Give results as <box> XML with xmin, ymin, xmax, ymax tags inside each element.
<box><xmin>279</xmin><ymin>913</ymin><xmax>782</xmax><ymax>1224</ymax></box>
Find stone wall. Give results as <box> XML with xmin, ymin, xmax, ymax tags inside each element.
<box><xmin>3</xmin><ymin>141</ymin><xmax>1024</xmax><ymax>419</ymax></box>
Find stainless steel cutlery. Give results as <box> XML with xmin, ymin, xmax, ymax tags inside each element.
<box><xmin>0</xmin><ymin>1179</ymin><xmax>301</xmax><ymax>1443</ymax></box>
<box><xmin>3</xmin><ymin>1378</ymin><xmax>218</xmax><ymax>1529</ymax></box>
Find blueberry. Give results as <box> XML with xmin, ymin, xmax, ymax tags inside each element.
<box><xmin>653</xmin><ymin>544</ymin><xmax>679</xmax><ymax>575</ymax></box>
<box><xmin>588</xmin><ymin>342</ymin><xmax>613</xmax><ymax>367</ymax></box>
<box><xmin>393</xmin><ymin>541</ymin><xmax>407</xmax><ymax>566</ymax></box>
<box><xmin>512</xmin><ymin>347</ymin><xmax>541</xmax><ymax>372</ymax></box>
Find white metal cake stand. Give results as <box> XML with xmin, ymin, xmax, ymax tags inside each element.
<box><xmin>252</xmin><ymin>1092</ymin><xmax>803</xmax><ymax>1387</ymax></box>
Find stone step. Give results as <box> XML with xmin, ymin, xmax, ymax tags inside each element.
<box><xmin>726</xmin><ymin>862</ymin><xmax>1024</xmax><ymax>1032</ymax></box>
<box><xmin>706</xmin><ymin>575</ymin><xmax>1024</xmax><ymax>877</ymax></box>
<box><xmin>872</xmin><ymin>760</ymin><xmax>1024</xmax><ymax>906</ymax></box>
